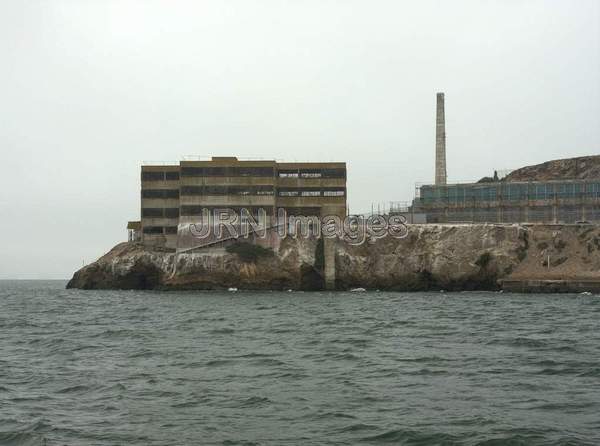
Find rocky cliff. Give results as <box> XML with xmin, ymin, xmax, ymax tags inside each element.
<box><xmin>503</xmin><ymin>155</ymin><xmax>600</xmax><ymax>182</ymax></box>
<box><xmin>67</xmin><ymin>224</ymin><xmax>600</xmax><ymax>291</ymax></box>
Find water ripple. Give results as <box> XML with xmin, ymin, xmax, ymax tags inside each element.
<box><xmin>1</xmin><ymin>280</ymin><xmax>599</xmax><ymax>445</ymax></box>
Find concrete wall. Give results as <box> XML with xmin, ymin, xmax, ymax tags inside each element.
<box><xmin>140</xmin><ymin>165</ymin><xmax>180</xmax><ymax>249</ymax></box>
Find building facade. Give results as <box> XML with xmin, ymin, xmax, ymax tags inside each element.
<box><xmin>139</xmin><ymin>157</ymin><xmax>347</xmax><ymax>249</ymax></box>
<box><xmin>412</xmin><ymin>179</ymin><xmax>600</xmax><ymax>224</ymax></box>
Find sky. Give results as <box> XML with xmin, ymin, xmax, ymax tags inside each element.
<box><xmin>1</xmin><ymin>0</ymin><xmax>598</xmax><ymax>279</ymax></box>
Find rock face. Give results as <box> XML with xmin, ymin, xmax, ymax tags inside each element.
<box><xmin>503</xmin><ymin>155</ymin><xmax>600</xmax><ymax>182</ymax></box>
<box><xmin>67</xmin><ymin>237</ymin><xmax>324</xmax><ymax>291</ymax></box>
<box><xmin>335</xmin><ymin>224</ymin><xmax>524</xmax><ymax>291</ymax></box>
<box><xmin>66</xmin><ymin>242</ymin><xmax>175</xmax><ymax>290</ymax></box>
<box><xmin>67</xmin><ymin>224</ymin><xmax>600</xmax><ymax>291</ymax></box>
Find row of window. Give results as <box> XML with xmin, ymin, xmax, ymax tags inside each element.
<box><xmin>180</xmin><ymin>206</ymin><xmax>276</xmax><ymax>216</ymax></box>
<box><xmin>142</xmin><ymin>189</ymin><xmax>180</xmax><ymax>199</ymax></box>
<box><xmin>180</xmin><ymin>185</ymin><xmax>274</xmax><ymax>196</ymax></box>
<box><xmin>181</xmin><ymin>167</ymin><xmax>275</xmax><ymax>177</ymax></box>
<box><xmin>165</xmin><ymin>167</ymin><xmax>348</xmax><ymax>178</ymax></box>
<box><xmin>142</xmin><ymin>206</ymin><xmax>336</xmax><ymax>219</ymax></box>
<box><xmin>143</xmin><ymin>226</ymin><xmax>178</xmax><ymax>235</ymax></box>
<box><xmin>420</xmin><ymin>182</ymin><xmax>600</xmax><ymax>204</ymax></box>
<box><xmin>278</xmin><ymin>168</ymin><xmax>346</xmax><ymax>179</ymax></box>
<box><xmin>142</xmin><ymin>187</ymin><xmax>345</xmax><ymax>199</ymax></box>
<box><xmin>142</xmin><ymin>208</ymin><xmax>180</xmax><ymax>218</ymax></box>
<box><xmin>142</xmin><ymin>171</ymin><xmax>180</xmax><ymax>181</ymax></box>
<box><xmin>278</xmin><ymin>188</ymin><xmax>345</xmax><ymax>197</ymax></box>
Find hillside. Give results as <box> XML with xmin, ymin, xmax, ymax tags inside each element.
<box><xmin>503</xmin><ymin>155</ymin><xmax>600</xmax><ymax>182</ymax></box>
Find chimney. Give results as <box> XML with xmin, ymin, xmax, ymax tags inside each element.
<box><xmin>435</xmin><ymin>92</ymin><xmax>447</xmax><ymax>185</ymax></box>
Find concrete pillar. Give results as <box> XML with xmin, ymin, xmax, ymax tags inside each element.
<box><xmin>435</xmin><ymin>92</ymin><xmax>447</xmax><ymax>186</ymax></box>
<box><xmin>323</xmin><ymin>236</ymin><xmax>336</xmax><ymax>290</ymax></box>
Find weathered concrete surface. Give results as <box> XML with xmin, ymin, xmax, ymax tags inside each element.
<box><xmin>67</xmin><ymin>224</ymin><xmax>600</xmax><ymax>292</ymax></box>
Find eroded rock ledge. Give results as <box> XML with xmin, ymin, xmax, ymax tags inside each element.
<box><xmin>67</xmin><ymin>224</ymin><xmax>600</xmax><ymax>291</ymax></box>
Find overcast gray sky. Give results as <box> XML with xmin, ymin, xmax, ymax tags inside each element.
<box><xmin>1</xmin><ymin>0</ymin><xmax>598</xmax><ymax>279</ymax></box>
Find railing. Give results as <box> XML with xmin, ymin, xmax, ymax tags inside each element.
<box><xmin>141</xmin><ymin>160</ymin><xmax>180</xmax><ymax>166</ymax></box>
<box><xmin>389</xmin><ymin>201</ymin><xmax>412</xmax><ymax>213</ymax></box>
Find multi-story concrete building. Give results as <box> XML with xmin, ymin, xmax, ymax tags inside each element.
<box><xmin>138</xmin><ymin>157</ymin><xmax>347</xmax><ymax>249</ymax></box>
<box><xmin>412</xmin><ymin>179</ymin><xmax>600</xmax><ymax>223</ymax></box>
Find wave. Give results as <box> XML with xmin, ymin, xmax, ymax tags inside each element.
<box><xmin>360</xmin><ymin>429</ymin><xmax>460</xmax><ymax>444</ymax></box>
<box><xmin>0</xmin><ymin>432</ymin><xmax>46</xmax><ymax>446</ymax></box>
<box><xmin>205</xmin><ymin>359</ymin><xmax>235</xmax><ymax>367</ymax></box>
<box><xmin>0</xmin><ymin>421</ymin><xmax>51</xmax><ymax>446</ymax></box>
<box><xmin>337</xmin><ymin>423</ymin><xmax>379</xmax><ymax>433</ymax></box>
<box><xmin>209</xmin><ymin>327</ymin><xmax>235</xmax><ymax>334</ymax></box>
<box><xmin>56</xmin><ymin>384</ymin><xmax>92</xmax><ymax>394</ymax></box>
<box><xmin>236</xmin><ymin>396</ymin><xmax>272</xmax><ymax>408</ymax></box>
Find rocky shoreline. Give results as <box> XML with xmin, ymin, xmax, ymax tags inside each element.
<box><xmin>67</xmin><ymin>224</ymin><xmax>600</xmax><ymax>292</ymax></box>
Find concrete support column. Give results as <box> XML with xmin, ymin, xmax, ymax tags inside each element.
<box><xmin>323</xmin><ymin>236</ymin><xmax>336</xmax><ymax>290</ymax></box>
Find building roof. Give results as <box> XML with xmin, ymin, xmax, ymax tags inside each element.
<box><xmin>127</xmin><ymin>221</ymin><xmax>141</xmax><ymax>230</ymax></box>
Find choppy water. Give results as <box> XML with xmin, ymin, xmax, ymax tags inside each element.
<box><xmin>1</xmin><ymin>281</ymin><xmax>599</xmax><ymax>445</ymax></box>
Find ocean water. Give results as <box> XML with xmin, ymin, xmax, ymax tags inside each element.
<box><xmin>1</xmin><ymin>281</ymin><xmax>599</xmax><ymax>446</ymax></box>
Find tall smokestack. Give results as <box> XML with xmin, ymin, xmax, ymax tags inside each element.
<box><xmin>435</xmin><ymin>92</ymin><xmax>447</xmax><ymax>185</ymax></box>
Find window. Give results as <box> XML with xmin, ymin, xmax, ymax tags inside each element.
<box><xmin>301</xmin><ymin>190</ymin><xmax>321</xmax><ymax>196</ymax></box>
<box><xmin>300</xmin><ymin>169</ymin><xmax>322</xmax><ymax>178</ymax></box>
<box><xmin>142</xmin><ymin>208</ymin><xmax>179</xmax><ymax>218</ymax></box>
<box><xmin>278</xmin><ymin>170</ymin><xmax>299</xmax><ymax>178</ymax></box>
<box><xmin>164</xmin><ymin>226</ymin><xmax>178</xmax><ymax>234</ymax></box>
<box><xmin>279</xmin><ymin>187</ymin><xmax>326</xmax><ymax>197</ymax></box>
<box><xmin>229</xmin><ymin>185</ymin><xmax>274</xmax><ymax>195</ymax></box>
<box><xmin>142</xmin><ymin>208</ymin><xmax>163</xmax><ymax>217</ymax></box>
<box><xmin>447</xmin><ymin>186</ymin><xmax>458</xmax><ymax>203</ymax></box>
<box><xmin>180</xmin><ymin>186</ymin><xmax>203</xmax><ymax>195</ymax></box>
<box><xmin>236</xmin><ymin>167</ymin><xmax>274</xmax><ymax>177</ymax></box>
<box><xmin>142</xmin><ymin>189</ymin><xmax>179</xmax><ymax>199</ymax></box>
<box><xmin>164</xmin><ymin>208</ymin><xmax>179</xmax><ymax>218</ymax></box>
<box><xmin>321</xmin><ymin>168</ymin><xmax>346</xmax><ymax>178</ymax></box>
<box><xmin>535</xmin><ymin>184</ymin><xmax>548</xmax><ymax>200</ymax></box>
<box><xmin>142</xmin><ymin>171</ymin><xmax>179</xmax><ymax>181</ymax></box>
<box><xmin>323</xmin><ymin>190</ymin><xmax>345</xmax><ymax>196</ymax></box>
<box><xmin>142</xmin><ymin>171</ymin><xmax>165</xmax><ymax>181</ymax></box>
<box><xmin>180</xmin><ymin>205</ymin><xmax>204</xmax><ymax>216</ymax></box>
<box><xmin>142</xmin><ymin>226</ymin><xmax>163</xmax><ymax>234</ymax></box>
